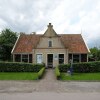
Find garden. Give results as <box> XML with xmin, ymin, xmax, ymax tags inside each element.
<box><xmin>0</xmin><ymin>62</ymin><xmax>45</xmax><ymax>80</ymax></box>
<box><xmin>55</xmin><ymin>61</ymin><xmax>100</xmax><ymax>81</ymax></box>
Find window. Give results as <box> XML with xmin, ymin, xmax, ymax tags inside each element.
<box><xmin>48</xmin><ymin>41</ymin><xmax>52</xmax><ymax>47</ymax></box>
<box><xmin>14</xmin><ymin>54</ymin><xmax>32</xmax><ymax>63</ymax></box>
<box><xmin>15</xmin><ymin>54</ymin><xmax>21</xmax><ymax>62</ymax></box>
<box><xmin>29</xmin><ymin>54</ymin><xmax>32</xmax><ymax>63</ymax></box>
<box><xmin>36</xmin><ymin>54</ymin><xmax>42</xmax><ymax>64</ymax></box>
<box><xmin>81</xmin><ymin>54</ymin><xmax>87</xmax><ymax>62</ymax></box>
<box><xmin>68</xmin><ymin>54</ymin><xmax>72</xmax><ymax>63</ymax></box>
<box><xmin>73</xmin><ymin>54</ymin><xmax>79</xmax><ymax>63</ymax></box>
<box><xmin>22</xmin><ymin>54</ymin><xmax>28</xmax><ymax>62</ymax></box>
<box><xmin>59</xmin><ymin>54</ymin><xmax>64</xmax><ymax>64</ymax></box>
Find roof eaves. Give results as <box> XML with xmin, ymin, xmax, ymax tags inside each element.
<box><xmin>81</xmin><ymin>34</ymin><xmax>90</xmax><ymax>53</ymax></box>
<box><xmin>11</xmin><ymin>34</ymin><xmax>21</xmax><ymax>54</ymax></box>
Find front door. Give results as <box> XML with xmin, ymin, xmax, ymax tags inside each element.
<box><xmin>47</xmin><ymin>54</ymin><xmax>53</xmax><ymax>68</ymax></box>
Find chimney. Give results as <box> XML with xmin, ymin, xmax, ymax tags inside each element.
<box><xmin>48</xmin><ymin>23</ymin><xmax>53</xmax><ymax>28</ymax></box>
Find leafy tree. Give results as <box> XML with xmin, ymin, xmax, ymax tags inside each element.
<box><xmin>89</xmin><ymin>47</ymin><xmax>100</xmax><ymax>61</ymax></box>
<box><xmin>0</xmin><ymin>28</ymin><xmax>17</xmax><ymax>61</ymax></box>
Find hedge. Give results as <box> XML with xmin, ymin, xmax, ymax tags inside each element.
<box><xmin>55</xmin><ymin>67</ymin><xmax>60</xmax><ymax>80</ymax></box>
<box><xmin>58</xmin><ymin>64</ymin><xmax>70</xmax><ymax>72</ymax></box>
<box><xmin>0</xmin><ymin>62</ymin><xmax>44</xmax><ymax>72</ymax></box>
<box><xmin>38</xmin><ymin>67</ymin><xmax>45</xmax><ymax>79</ymax></box>
<box><xmin>73</xmin><ymin>61</ymin><xmax>100</xmax><ymax>73</ymax></box>
<box><xmin>58</xmin><ymin>61</ymin><xmax>100</xmax><ymax>73</ymax></box>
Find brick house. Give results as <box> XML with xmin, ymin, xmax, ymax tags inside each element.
<box><xmin>11</xmin><ymin>23</ymin><xmax>89</xmax><ymax>68</ymax></box>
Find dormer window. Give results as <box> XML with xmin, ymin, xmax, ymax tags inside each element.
<box><xmin>48</xmin><ymin>40</ymin><xmax>52</xmax><ymax>47</ymax></box>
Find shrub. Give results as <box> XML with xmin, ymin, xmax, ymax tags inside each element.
<box><xmin>0</xmin><ymin>61</ymin><xmax>44</xmax><ymax>72</ymax></box>
<box><xmin>58</xmin><ymin>61</ymin><xmax>100</xmax><ymax>73</ymax></box>
<box><xmin>73</xmin><ymin>61</ymin><xmax>100</xmax><ymax>73</ymax></box>
<box><xmin>33</xmin><ymin>64</ymin><xmax>44</xmax><ymax>72</ymax></box>
<box><xmin>38</xmin><ymin>67</ymin><xmax>45</xmax><ymax>79</ymax></box>
<box><xmin>58</xmin><ymin>64</ymin><xmax>70</xmax><ymax>72</ymax></box>
<box><xmin>55</xmin><ymin>67</ymin><xmax>60</xmax><ymax>80</ymax></box>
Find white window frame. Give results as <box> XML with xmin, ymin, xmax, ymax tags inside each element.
<box><xmin>36</xmin><ymin>54</ymin><xmax>43</xmax><ymax>64</ymax></box>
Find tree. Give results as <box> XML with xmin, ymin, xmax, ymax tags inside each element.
<box><xmin>0</xmin><ymin>28</ymin><xmax>17</xmax><ymax>61</ymax></box>
<box><xmin>89</xmin><ymin>47</ymin><xmax>100</xmax><ymax>61</ymax></box>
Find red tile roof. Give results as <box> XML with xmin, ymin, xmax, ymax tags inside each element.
<box><xmin>60</xmin><ymin>34</ymin><xmax>89</xmax><ymax>53</ymax></box>
<box><xmin>12</xmin><ymin>34</ymin><xmax>89</xmax><ymax>53</ymax></box>
<box><xmin>13</xmin><ymin>34</ymin><xmax>40</xmax><ymax>53</ymax></box>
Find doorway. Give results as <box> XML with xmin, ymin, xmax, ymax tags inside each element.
<box><xmin>47</xmin><ymin>54</ymin><xmax>53</xmax><ymax>68</ymax></box>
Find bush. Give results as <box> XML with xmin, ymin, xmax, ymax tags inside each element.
<box><xmin>55</xmin><ymin>67</ymin><xmax>60</xmax><ymax>80</ymax></box>
<box><xmin>73</xmin><ymin>61</ymin><xmax>100</xmax><ymax>73</ymax></box>
<box><xmin>58</xmin><ymin>61</ymin><xmax>100</xmax><ymax>73</ymax></box>
<box><xmin>0</xmin><ymin>61</ymin><xmax>44</xmax><ymax>72</ymax></box>
<box><xmin>58</xmin><ymin>64</ymin><xmax>70</xmax><ymax>72</ymax></box>
<box><xmin>33</xmin><ymin>64</ymin><xmax>44</xmax><ymax>72</ymax></box>
<box><xmin>38</xmin><ymin>67</ymin><xmax>45</xmax><ymax>79</ymax></box>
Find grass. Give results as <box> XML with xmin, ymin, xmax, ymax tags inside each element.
<box><xmin>0</xmin><ymin>72</ymin><xmax>38</xmax><ymax>80</ymax></box>
<box><xmin>60</xmin><ymin>73</ymin><xmax>100</xmax><ymax>81</ymax></box>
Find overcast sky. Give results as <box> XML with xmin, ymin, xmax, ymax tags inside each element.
<box><xmin>0</xmin><ymin>0</ymin><xmax>100</xmax><ymax>48</ymax></box>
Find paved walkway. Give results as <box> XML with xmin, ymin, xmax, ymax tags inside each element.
<box><xmin>35</xmin><ymin>69</ymin><xmax>60</xmax><ymax>92</ymax></box>
<box><xmin>0</xmin><ymin>69</ymin><xmax>100</xmax><ymax>93</ymax></box>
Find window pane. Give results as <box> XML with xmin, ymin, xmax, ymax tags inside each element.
<box><xmin>22</xmin><ymin>54</ymin><xmax>28</xmax><ymax>63</ymax></box>
<box><xmin>15</xmin><ymin>54</ymin><xmax>21</xmax><ymax>62</ymax></box>
<box><xmin>59</xmin><ymin>54</ymin><xmax>64</xmax><ymax>64</ymax></box>
<box><xmin>59</xmin><ymin>54</ymin><xmax>64</xmax><ymax>58</ymax></box>
<box><xmin>73</xmin><ymin>54</ymin><xmax>79</xmax><ymax>63</ymax></box>
<box><xmin>29</xmin><ymin>54</ymin><xmax>32</xmax><ymax>63</ymax></box>
<box><xmin>81</xmin><ymin>54</ymin><xmax>87</xmax><ymax>62</ymax></box>
<box><xmin>22</xmin><ymin>59</ymin><xmax>28</xmax><ymax>62</ymax></box>
<box><xmin>48</xmin><ymin>41</ymin><xmax>52</xmax><ymax>47</ymax></box>
<box><xmin>68</xmin><ymin>54</ymin><xmax>72</xmax><ymax>63</ymax></box>
<box><xmin>22</xmin><ymin>55</ymin><xmax>28</xmax><ymax>58</ymax></box>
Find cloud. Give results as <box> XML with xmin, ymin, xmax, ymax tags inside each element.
<box><xmin>0</xmin><ymin>0</ymin><xmax>100</xmax><ymax>48</ymax></box>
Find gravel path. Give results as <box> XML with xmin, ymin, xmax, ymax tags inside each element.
<box><xmin>0</xmin><ymin>69</ymin><xmax>100</xmax><ymax>93</ymax></box>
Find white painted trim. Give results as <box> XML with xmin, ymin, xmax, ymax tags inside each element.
<box><xmin>79</xmin><ymin>54</ymin><xmax>81</xmax><ymax>62</ymax></box>
<box><xmin>11</xmin><ymin>34</ymin><xmax>20</xmax><ymax>54</ymax></box>
<box><xmin>13</xmin><ymin>54</ymin><xmax>15</xmax><ymax>62</ymax></box>
<box><xmin>72</xmin><ymin>54</ymin><xmax>73</xmax><ymax>63</ymax></box>
<box><xmin>28</xmin><ymin>54</ymin><xmax>29</xmax><ymax>63</ymax></box>
<box><xmin>13</xmin><ymin>53</ymin><xmax>32</xmax><ymax>54</ymax></box>
<box><xmin>81</xmin><ymin>34</ymin><xmax>90</xmax><ymax>53</ymax></box>
<box><xmin>87</xmin><ymin>54</ymin><xmax>88</xmax><ymax>62</ymax></box>
<box><xmin>66</xmin><ymin>49</ymin><xmax>69</xmax><ymax>64</ymax></box>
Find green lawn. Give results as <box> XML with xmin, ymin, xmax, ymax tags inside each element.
<box><xmin>0</xmin><ymin>72</ymin><xmax>38</xmax><ymax>80</ymax></box>
<box><xmin>60</xmin><ymin>73</ymin><xmax>100</xmax><ymax>81</ymax></box>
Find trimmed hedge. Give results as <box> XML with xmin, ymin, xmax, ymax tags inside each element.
<box><xmin>38</xmin><ymin>67</ymin><xmax>45</xmax><ymax>79</ymax></box>
<box><xmin>58</xmin><ymin>64</ymin><xmax>70</xmax><ymax>72</ymax></box>
<box><xmin>0</xmin><ymin>62</ymin><xmax>44</xmax><ymax>72</ymax></box>
<box><xmin>73</xmin><ymin>61</ymin><xmax>100</xmax><ymax>73</ymax></box>
<box><xmin>58</xmin><ymin>61</ymin><xmax>100</xmax><ymax>73</ymax></box>
<box><xmin>55</xmin><ymin>67</ymin><xmax>60</xmax><ymax>80</ymax></box>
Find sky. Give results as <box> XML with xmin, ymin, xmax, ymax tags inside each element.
<box><xmin>0</xmin><ymin>0</ymin><xmax>100</xmax><ymax>48</ymax></box>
